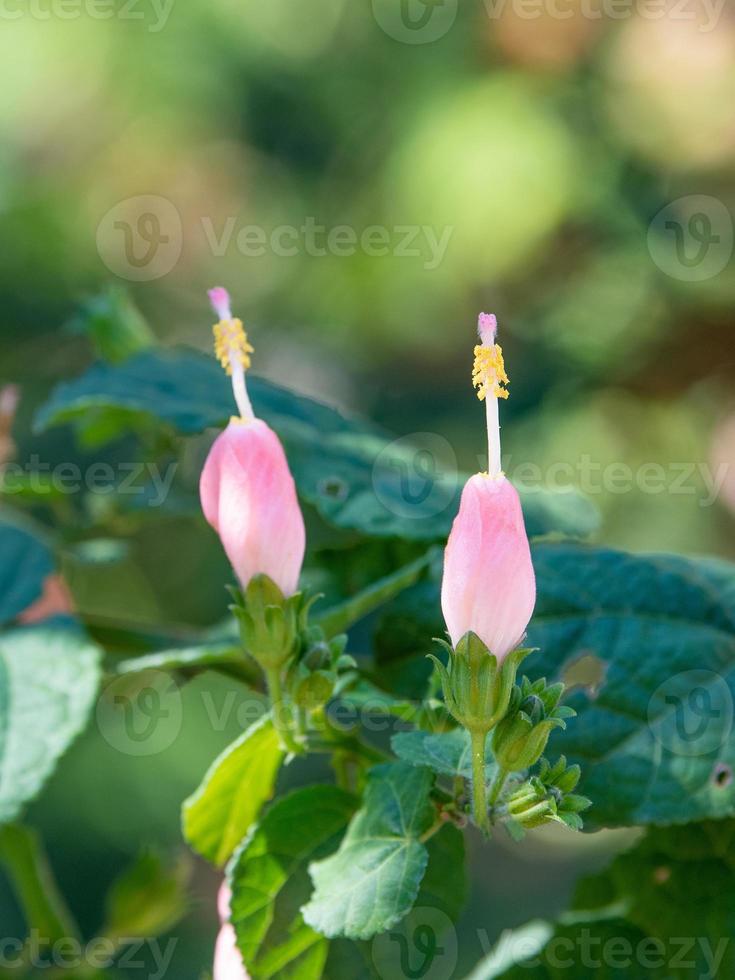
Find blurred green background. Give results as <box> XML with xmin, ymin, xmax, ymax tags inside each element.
<box><xmin>1</xmin><ymin>1</ymin><xmax>734</xmax><ymax>976</ymax></box>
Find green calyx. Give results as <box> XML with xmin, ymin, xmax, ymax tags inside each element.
<box><xmin>506</xmin><ymin>756</ymin><xmax>592</xmax><ymax>833</ymax></box>
<box><xmin>287</xmin><ymin>631</ymin><xmax>357</xmax><ymax>713</ymax></box>
<box><xmin>428</xmin><ymin>633</ymin><xmax>532</xmax><ymax>736</ymax></box>
<box><xmin>492</xmin><ymin>675</ymin><xmax>576</xmax><ymax>772</ymax></box>
<box><xmin>230</xmin><ymin>575</ymin><xmax>318</xmax><ymax>673</ymax></box>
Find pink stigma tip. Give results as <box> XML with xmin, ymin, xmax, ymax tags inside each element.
<box><xmin>208</xmin><ymin>287</ymin><xmax>232</xmax><ymax>321</ymax></box>
<box><xmin>478</xmin><ymin>313</ymin><xmax>498</xmax><ymax>344</ymax></box>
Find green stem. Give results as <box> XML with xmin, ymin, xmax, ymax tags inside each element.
<box><xmin>488</xmin><ymin>767</ymin><xmax>510</xmax><ymax>809</ymax></box>
<box><xmin>0</xmin><ymin>824</ymin><xmax>79</xmax><ymax>944</ymax></box>
<box><xmin>313</xmin><ymin>547</ymin><xmax>439</xmax><ymax>638</ymax></box>
<box><xmin>470</xmin><ymin>730</ymin><xmax>490</xmax><ymax>836</ymax></box>
<box><xmin>265</xmin><ymin>667</ymin><xmax>301</xmax><ymax>754</ymax></box>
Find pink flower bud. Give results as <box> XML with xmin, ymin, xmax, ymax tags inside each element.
<box><xmin>441</xmin><ymin>314</ymin><xmax>536</xmax><ymax>660</ymax></box>
<box><xmin>213</xmin><ymin>885</ymin><xmax>249</xmax><ymax>980</ymax></box>
<box><xmin>200</xmin><ymin>418</ymin><xmax>305</xmax><ymax>597</ymax></box>
<box><xmin>200</xmin><ymin>287</ymin><xmax>305</xmax><ymax>596</ymax></box>
<box><xmin>441</xmin><ymin>473</ymin><xmax>536</xmax><ymax>660</ymax></box>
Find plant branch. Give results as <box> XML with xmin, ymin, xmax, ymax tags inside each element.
<box><xmin>313</xmin><ymin>547</ymin><xmax>439</xmax><ymax>638</ymax></box>
<box><xmin>0</xmin><ymin>824</ymin><xmax>79</xmax><ymax>944</ymax></box>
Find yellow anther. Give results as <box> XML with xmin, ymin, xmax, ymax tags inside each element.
<box><xmin>213</xmin><ymin>319</ymin><xmax>254</xmax><ymax>375</ymax></box>
<box><xmin>472</xmin><ymin>343</ymin><xmax>509</xmax><ymax>401</ymax></box>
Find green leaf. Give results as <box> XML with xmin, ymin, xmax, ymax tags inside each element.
<box><xmin>182</xmin><ymin>715</ymin><xmax>283</xmax><ymax>866</ymax></box>
<box><xmin>102</xmin><ymin>850</ymin><xmax>190</xmax><ymax>942</ymax></box>
<box><xmin>302</xmin><ymin>762</ymin><xmax>435</xmax><ymax>940</ymax></box>
<box><xmin>392</xmin><ymin>728</ymin><xmax>497</xmax><ymax>782</ymax></box>
<box><xmin>370</xmin><ymin>824</ymin><xmax>467</xmax><ymax>980</ymax></box>
<box><xmin>0</xmin><ymin>515</ymin><xmax>55</xmax><ymax>626</ymax></box>
<box><xmin>67</xmin><ymin>286</ymin><xmax>154</xmax><ymax>364</ymax></box>
<box><xmin>528</xmin><ymin>543</ymin><xmax>735</xmax><ymax>826</ymax></box>
<box><xmin>572</xmin><ymin>820</ymin><xmax>735</xmax><ymax>978</ymax></box>
<box><xmin>33</xmin><ymin>347</ymin><xmax>368</xmax><ymax>439</ymax></box>
<box><xmin>489</xmin><ymin>821</ymin><xmax>735</xmax><ymax>979</ymax></box>
<box><xmin>0</xmin><ymin>824</ymin><xmax>79</xmax><ymax>943</ymax></box>
<box><xmin>34</xmin><ymin>348</ymin><xmax>598</xmax><ymax>541</ymax></box>
<box><xmin>229</xmin><ymin>785</ymin><xmax>357</xmax><ymax>980</ymax></box>
<box><xmin>463</xmin><ymin>921</ymin><xmax>553</xmax><ymax>979</ymax></box>
<box><xmin>0</xmin><ymin>626</ymin><xmax>101</xmax><ymax>823</ymax></box>
<box><xmin>488</xmin><ymin>918</ymin><xmax>658</xmax><ymax>979</ymax></box>
<box><xmin>115</xmin><ymin>642</ymin><xmax>260</xmax><ymax>686</ymax></box>
<box><xmin>418</xmin><ymin>823</ymin><xmax>467</xmax><ymax>921</ymax></box>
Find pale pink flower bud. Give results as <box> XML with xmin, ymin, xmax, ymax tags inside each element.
<box><xmin>213</xmin><ymin>885</ymin><xmax>249</xmax><ymax>980</ymax></box>
<box><xmin>442</xmin><ymin>473</ymin><xmax>535</xmax><ymax>658</ymax></box>
<box><xmin>200</xmin><ymin>418</ymin><xmax>305</xmax><ymax>596</ymax></box>
<box><xmin>200</xmin><ymin>288</ymin><xmax>305</xmax><ymax>596</ymax></box>
<box><xmin>441</xmin><ymin>314</ymin><xmax>536</xmax><ymax>659</ymax></box>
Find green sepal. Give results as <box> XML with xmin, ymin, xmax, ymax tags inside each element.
<box><xmin>429</xmin><ymin>635</ymin><xmax>533</xmax><ymax>736</ymax></box>
<box><xmin>287</xmin><ymin>630</ymin><xmax>355</xmax><ymax>713</ymax></box>
<box><xmin>230</xmin><ymin>575</ymin><xmax>300</xmax><ymax>672</ymax></box>
<box><xmin>492</xmin><ymin>675</ymin><xmax>574</xmax><ymax>771</ymax></box>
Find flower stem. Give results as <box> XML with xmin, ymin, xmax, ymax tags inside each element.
<box><xmin>265</xmin><ymin>667</ymin><xmax>301</xmax><ymax>754</ymax></box>
<box><xmin>470</xmin><ymin>729</ymin><xmax>490</xmax><ymax>836</ymax></box>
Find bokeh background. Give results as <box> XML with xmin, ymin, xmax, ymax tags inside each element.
<box><xmin>1</xmin><ymin>0</ymin><xmax>734</xmax><ymax>976</ymax></box>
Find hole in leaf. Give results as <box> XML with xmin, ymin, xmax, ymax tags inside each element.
<box><xmin>318</xmin><ymin>476</ymin><xmax>348</xmax><ymax>501</ymax></box>
<box><xmin>713</xmin><ymin>763</ymin><xmax>733</xmax><ymax>789</ymax></box>
<box><xmin>562</xmin><ymin>652</ymin><xmax>607</xmax><ymax>699</ymax></box>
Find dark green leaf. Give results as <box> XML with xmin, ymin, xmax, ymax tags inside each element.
<box><xmin>0</xmin><ymin>515</ymin><xmax>55</xmax><ymax>626</ymax></box>
<box><xmin>229</xmin><ymin>785</ymin><xmax>356</xmax><ymax>980</ymax></box>
<box><xmin>487</xmin><ymin>918</ymin><xmax>658</xmax><ymax>979</ymax></box>
<box><xmin>528</xmin><ymin>543</ymin><xmax>735</xmax><ymax>826</ymax></box>
<box><xmin>115</xmin><ymin>642</ymin><xmax>259</xmax><ymax>685</ymax></box>
<box><xmin>371</xmin><ymin>825</ymin><xmax>467</xmax><ymax>980</ymax></box>
<box><xmin>67</xmin><ymin>286</ymin><xmax>154</xmax><ymax>364</ymax></box>
<box><xmin>0</xmin><ymin>626</ymin><xmax>101</xmax><ymax>823</ymax></box>
<box><xmin>34</xmin><ymin>348</ymin><xmax>598</xmax><ymax>540</ymax></box>
<box><xmin>572</xmin><ymin>820</ymin><xmax>735</xmax><ymax>978</ymax></box>
<box><xmin>302</xmin><ymin>763</ymin><xmax>435</xmax><ymax>940</ymax></box>
<box><xmin>182</xmin><ymin>715</ymin><xmax>283</xmax><ymax>866</ymax></box>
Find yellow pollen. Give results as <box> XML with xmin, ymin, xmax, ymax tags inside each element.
<box><xmin>213</xmin><ymin>319</ymin><xmax>254</xmax><ymax>375</ymax></box>
<box><xmin>472</xmin><ymin>343</ymin><xmax>509</xmax><ymax>401</ymax></box>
